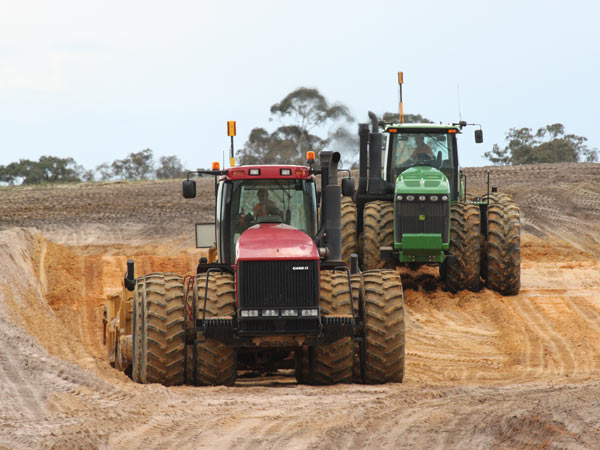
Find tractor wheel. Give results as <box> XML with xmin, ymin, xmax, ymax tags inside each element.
<box><xmin>194</xmin><ymin>272</ymin><xmax>237</xmax><ymax>386</ymax></box>
<box><xmin>361</xmin><ymin>270</ymin><xmax>405</xmax><ymax>384</ymax></box>
<box><xmin>132</xmin><ymin>273</ymin><xmax>186</xmax><ymax>385</ymax></box>
<box><xmin>445</xmin><ymin>202</ymin><xmax>481</xmax><ymax>292</ymax></box>
<box><xmin>483</xmin><ymin>194</ymin><xmax>521</xmax><ymax>295</ymax></box>
<box><xmin>363</xmin><ymin>201</ymin><xmax>394</xmax><ymax>270</ymax></box>
<box><xmin>296</xmin><ymin>271</ymin><xmax>353</xmax><ymax>385</ymax></box>
<box><xmin>350</xmin><ymin>273</ymin><xmax>364</xmax><ymax>383</ymax></box>
<box><xmin>341</xmin><ymin>197</ymin><xmax>358</xmax><ymax>267</ymax></box>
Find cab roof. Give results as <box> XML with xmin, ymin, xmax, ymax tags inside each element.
<box><xmin>383</xmin><ymin>123</ymin><xmax>462</xmax><ymax>133</ymax></box>
<box><xmin>222</xmin><ymin>165</ymin><xmax>312</xmax><ymax>181</ymax></box>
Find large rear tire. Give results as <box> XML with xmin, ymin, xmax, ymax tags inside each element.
<box><xmin>483</xmin><ymin>194</ymin><xmax>521</xmax><ymax>295</ymax></box>
<box><xmin>445</xmin><ymin>202</ymin><xmax>481</xmax><ymax>292</ymax></box>
<box><xmin>132</xmin><ymin>273</ymin><xmax>186</xmax><ymax>386</ymax></box>
<box><xmin>361</xmin><ymin>270</ymin><xmax>405</xmax><ymax>384</ymax></box>
<box><xmin>295</xmin><ymin>271</ymin><xmax>353</xmax><ymax>385</ymax></box>
<box><xmin>363</xmin><ymin>201</ymin><xmax>394</xmax><ymax>270</ymax></box>
<box><xmin>341</xmin><ymin>197</ymin><xmax>358</xmax><ymax>268</ymax></box>
<box><xmin>194</xmin><ymin>272</ymin><xmax>237</xmax><ymax>386</ymax></box>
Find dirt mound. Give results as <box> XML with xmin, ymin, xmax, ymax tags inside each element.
<box><xmin>463</xmin><ymin>163</ymin><xmax>600</xmax><ymax>255</ymax></box>
<box><xmin>1</xmin><ymin>163</ymin><xmax>600</xmax><ymax>448</ymax></box>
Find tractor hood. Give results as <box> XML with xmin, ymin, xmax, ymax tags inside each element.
<box><xmin>236</xmin><ymin>223</ymin><xmax>319</xmax><ymax>261</ymax></box>
<box><xmin>395</xmin><ymin>166</ymin><xmax>450</xmax><ymax>194</ymax></box>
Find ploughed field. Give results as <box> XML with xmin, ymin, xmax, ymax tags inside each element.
<box><xmin>1</xmin><ymin>162</ymin><xmax>600</xmax><ymax>449</ymax></box>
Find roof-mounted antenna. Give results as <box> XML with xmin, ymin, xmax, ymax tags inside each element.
<box><xmin>457</xmin><ymin>83</ymin><xmax>462</xmax><ymax>123</ymax></box>
<box><xmin>398</xmin><ymin>72</ymin><xmax>404</xmax><ymax>124</ymax></box>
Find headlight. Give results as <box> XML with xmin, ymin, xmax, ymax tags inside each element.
<box><xmin>281</xmin><ymin>309</ymin><xmax>298</xmax><ymax>317</ymax></box>
<box><xmin>241</xmin><ymin>310</ymin><xmax>259</xmax><ymax>318</ymax></box>
<box><xmin>406</xmin><ymin>195</ymin><xmax>415</xmax><ymax>201</ymax></box>
<box><xmin>396</xmin><ymin>194</ymin><xmax>403</xmax><ymax>201</ymax></box>
<box><xmin>262</xmin><ymin>309</ymin><xmax>279</xmax><ymax>317</ymax></box>
<box><xmin>430</xmin><ymin>195</ymin><xmax>439</xmax><ymax>201</ymax></box>
<box><xmin>442</xmin><ymin>195</ymin><xmax>449</xmax><ymax>201</ymax></box>
<box><xmin>418</xmin><ymin>195</ymin><xmax>426</xmax><ymax>201</ymax></box>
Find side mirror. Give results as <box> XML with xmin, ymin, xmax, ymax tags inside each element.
<box><xmin>195</xmin><ymin>223</ymin><xmax>216</xmax><ymax>248</ymax></box>
<box><xmin>341</xmin><ymin>178</ymin><xmax>355</xmax><ymax>197</ymax></box>
<box><xmin>182</xmin><ymin>180</ymin><xmax>196</xmax><ymax>198</ymax></box>
<box><xmin>474</xmin><ymin>129</ymin><xmax>483</xmax><ymax>144</ymax></box>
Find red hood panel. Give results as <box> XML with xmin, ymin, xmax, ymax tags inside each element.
<box><xmin>236</xmin><ymin>223</ymin><xmax>319</xmax><ymax>261</ymax></box>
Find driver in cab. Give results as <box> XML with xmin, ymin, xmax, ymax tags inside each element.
<box><xmin>254</xmin><ymin>188</ymin><xmax>277</xmax><ymax>218</ymax></box>
<box><xmin>411</xmin><ymin>136</ymin><xmax>433</xmax><ymax>159</ymax></box>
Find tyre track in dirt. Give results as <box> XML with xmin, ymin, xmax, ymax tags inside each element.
<box><xmin>1</xmin><ymin>163</ymin><xmax>600</xmax><ymax>448</ymax></box>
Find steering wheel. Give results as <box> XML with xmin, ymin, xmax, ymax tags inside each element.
<box><xmin>414</xmin><ymin>152</ymin><xmax>434</xmax><ymax>161</ymax></box>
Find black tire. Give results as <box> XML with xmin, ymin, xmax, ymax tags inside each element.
<box><xmin>295</xmin><ymin>271</ymin><xmax>353</xmax><ymax>385</ymax></box>
<box><xmin>483</xmin><ymin>194</ymin><xmax>521</xmax><ymax>295</ymax></box>
<box><xmin>445</xmin><ymin>202</ymin><xmax>481</xmax><ymax>292</ymax></box>
<box><xmin>363</xmin><ymin>201</ymin><xmax>394</xmax><ymax>270</ymax></box>
<box><xmin>132</xmin><ymin>273</ymin><xmax>186</xmax><ymax>386</ymax></box>
<box><xmin>194</xmin><ymin>272</ymin><xmax>237</xmax><ymax>386</ymax></box>
<box><xmin>351</xmin><ymin>273</ymin><xmax>363</xmax><ymax>383</ymax></box>
<box><xmin>341</xmin><ymin>197</ymin><xmax>358</xmax><ymax>267</ymax></box>
<box><xmin>361</xmin><ymin>270</ymin><xmax>405</xmax><ymax>384</ymax></box>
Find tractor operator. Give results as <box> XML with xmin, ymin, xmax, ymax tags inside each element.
<box><xmin>411</xmin><ymin>135</ymin><xmax>433</xmax><ymax>159</ymax></box>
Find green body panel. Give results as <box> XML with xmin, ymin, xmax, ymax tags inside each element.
<box><xmin>394</xmin><ymin>233</ymin><xmax>448</xmax><ymax>263</ymax></box>
<box><xmin>395</xmin><ymin>166</ymin><xmax>450</xmax><ymax>195</ymax></box>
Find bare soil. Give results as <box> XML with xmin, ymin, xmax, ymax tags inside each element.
<box><xmin>1</xmin><ymin>162</ymin><xmax>600</xmax><ymax>449</ymax></box>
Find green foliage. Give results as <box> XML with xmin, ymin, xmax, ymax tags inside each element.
<box><xmin>238</xmin><ymin>87</ymin><xmax>353</xmax><ymax>166</ymax></box>
<box><xmin>485</xmin><ymin>123</ymin><xmax>598</xmax><ymax>165</ymax></box>
<box><xmin>156</xmin><ymin>155</ymin><xmax>185</xmax><ymax>179</ymax></box>
<box><xmin>0</xmin><ymin>156</ymin><xmax>83</xmax><ymax>185</ymax></box>
<box><xmin>1</xmin><ymin>149</ymin><xmax>188</xmax><ymax>185</ymax></box>
<box><xmin>381</xmin><ymin>112</ymin><xmax>434</xmax><ymax>124</ymax></box>
<box><xmin>111</xmin><ymin>148</ymin><xmax>154</xmax><ymax>180</ymax></box>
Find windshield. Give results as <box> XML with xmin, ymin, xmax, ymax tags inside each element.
<box><xmin>390</xmin><ymin>133</ymin><xmax>455</xmax><ymax>181</ymax></box>
<box><xmin>227</xmin><ymin>178</ymin><xmax>317</xmax><ymax>260</ymax></box>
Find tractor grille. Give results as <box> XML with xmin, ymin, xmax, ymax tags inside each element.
<box><xmin>395</xmin><ymin>199</ymin><xmax>449</xmax><ymax>242</ymax></box>
<box><xmin>237</xmin><ymin>259</ymin><xmax>319</xmax><ymax>308</ymax></box>
<box><xmin>239</xmin><ymin>318</ymin><xmax>320</xmax><ymax>334</ymax></box>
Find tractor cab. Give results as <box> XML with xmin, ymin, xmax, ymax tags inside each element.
<box><xmin>214</xmin><ymin>166</ymin><xmax>318</xmax><ymax>264</ymax></box>
<box><xmin>384</xmin><ymin>124</ymin><xmax>461</xmax><ymax>201</ymax></box>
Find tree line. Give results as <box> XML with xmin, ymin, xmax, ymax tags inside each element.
<box><xmin>1</xmin><ymin>88</ymin><xmax>597</xmax><ymax>185</ymax></box>
<box><xmin>0</xmin><ymin>149</ymin><xmax>186</xmax><ymax>185</ymax></box>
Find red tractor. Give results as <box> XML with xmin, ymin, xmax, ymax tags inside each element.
<box><xmin>104</xmin><ymin>150</ymin><xmax>405</xmax><ymax>385</ymax></box>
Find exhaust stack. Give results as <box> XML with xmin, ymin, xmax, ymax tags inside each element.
<box><xmin>320</xmin><ymin>151</ymin><xmax>342</xmax><ymax>262</ymax></box>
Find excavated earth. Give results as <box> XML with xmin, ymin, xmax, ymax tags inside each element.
<box><xmin>1</xmin><ymin>162</ymin><xmax>600</xmax><ymax>449</ymax></box>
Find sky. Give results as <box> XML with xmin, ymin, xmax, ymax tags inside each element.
<box><xmin>1</xmin><ymin>0</ymin><xmax>599</xmax><ymax>173</ymax></box>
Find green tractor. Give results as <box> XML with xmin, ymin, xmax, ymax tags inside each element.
<box><xmin>342</xmin><ymin>112</ymin><xmax>520</xmax><ymax>295</ymax></box>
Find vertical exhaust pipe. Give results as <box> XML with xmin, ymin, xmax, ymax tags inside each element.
<box><xmin>358</xmin><ymin>123</ymin><xmax>369</xmax><ymax>195</ymax></box>
<box><xmin>320</xmin><ymin>151</ymin><xmax>342</xmax><ymax>262</ymax></box>
<box><xmin>367</xmin><ymin>111</ymin><xmax>385</xmax><ymax>195</ymax></box>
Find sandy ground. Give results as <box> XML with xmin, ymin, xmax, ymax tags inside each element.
<box><xmin>1</xmin><ymin>163</ymin><xmax>600</xmax><ymax>449</ymax></box>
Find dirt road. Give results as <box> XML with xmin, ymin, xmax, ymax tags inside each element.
<box><xmin>1</xmin><ymin>163</ymin><xmax>600</xmax><ymax>449</ymax></box>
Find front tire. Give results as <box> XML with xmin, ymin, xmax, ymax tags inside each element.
<box><xmin>361</xmin><ymin>270</ymin><xmax>405</xmax><ymax>384</ymax></box>
<box><xmin>132</xmin><ymin>273</ymin><xmax>186</xmax><ymax>386</ymax></box>
<box><xmin>445</xmin><ymin>202</ymin><xmax>481</xmax><ymax>292</ymax></box>
<box><xmin>193</xmin><ymin>272</ymin><xmax>237</xmax><ymax>386</ymax></box>
<box><xmin>295</xmin><ymin>271</ymin><xmax>353</xmax><ymax>385</ymax></box>
<box><xmin>483</xmin><ymin>194</ymin><xmax>521</xmax><ymax>295</ymax></box>
<box><xmin>362</xmin><ymin>201</ymin><xmax>394</xmax><ymax>270</ymax></box>
<box><xmin>341</xmin><ymin>197</ymin><xmax>358</xmax><ymax>268</ymax></box>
